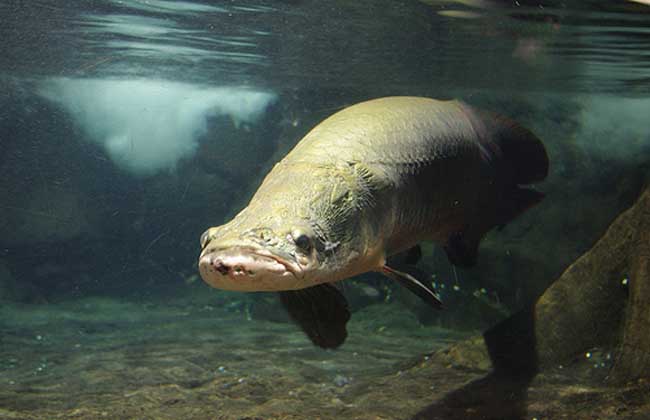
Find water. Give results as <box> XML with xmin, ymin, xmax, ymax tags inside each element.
<box><xmin>1</xmin><ymin>1</ymin><xmax>650</xmax><ymax>419</ymax></box>
<box><xmin>4</xmin><ymin>1</ymin><xmax>650</xmax><ymax>92</ymax></box>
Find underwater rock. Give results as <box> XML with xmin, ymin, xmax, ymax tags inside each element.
<box><xmin>435</xmin><ymin>336</ymin><xmax>492</xmax><ymax>371</ymax></box>
<box><xmin>0</xmin><ymin>86</ymin><xmax>104</xmax><ymax>247</ymax></box>
<box><xmin>451</xmin><ymin>184</ymin><xmax>650</xmax><ymax>383</ymax></box>
<box><xmin>4</xmin><ymin>185</ymin><xmax>95</xmax><ymax>245</ymax></box>
<box><xmin>532</xmin><ymin>184</ymin><xmax>650</xmax><ymax>382</ymax></box>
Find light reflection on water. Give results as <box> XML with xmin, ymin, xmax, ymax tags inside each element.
<box><xmin>2</xmin><ymin>0</ymin><xmax>650</xmax><ymax>94</ymax></box>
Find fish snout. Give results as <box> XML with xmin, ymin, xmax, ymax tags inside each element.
<box><xmin>200</xmin><ymin>254</ymin><xmax>255</xmax><ymax>278</ymax></box>
<box><xmin>198</xmin><ymin>247</ymin><xmax>300</xmax><ymax>291</ymax></box>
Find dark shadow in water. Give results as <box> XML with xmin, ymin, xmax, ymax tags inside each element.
<box><xmin>413</xmin><ymin>308</ymin><xmax>538</xmax><ymax>420</ymax></box>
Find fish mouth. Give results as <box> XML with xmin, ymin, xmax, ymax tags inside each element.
<box><xmin>198</xmin><ymin>246</ymin><xmax>304</xmax><ymax>291</ymax></box>
<box><xmin>247</xmin><ymin>247</ymin><xmax>303</xmax><ymax>277</ymax></box>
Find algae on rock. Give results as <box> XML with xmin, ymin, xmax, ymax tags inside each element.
<box><xmin>533</xmin><ymin>185</ymin><xmax>650</xmax><ymax>382</ymax></box>
<box><xmin>458</xmin><ymin>185</ymin><xmax>650</xmax><ymax>384</ymax></box>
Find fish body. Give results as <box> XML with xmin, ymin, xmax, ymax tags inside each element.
<box><xmin>198</xmin><ymin>96</ymin><xmax>548</xmax><ymax>347</ymax></box>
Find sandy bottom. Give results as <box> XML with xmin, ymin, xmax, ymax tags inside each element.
<box><xmin>0</xmin><ymin>290</ymin><xmax>648</xmax><ymax>420</ymax></box>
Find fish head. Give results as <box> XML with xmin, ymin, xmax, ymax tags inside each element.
<box><xmin>198</xmin><ymin>217</ymin><xmax>329</xmax><ymax>291</ymax></box>
<box><xmin>198</xmin><ymin>162</ymin><xmax>378</xmax><ymax>292</ymax></box>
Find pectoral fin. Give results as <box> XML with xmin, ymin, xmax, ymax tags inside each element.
<box><xmin>382</xmin><ymin>265</ymin><xmax>443</xmax><ymax>309</ymax></box>
<box><xmin>278</xmin><ymin>283</ymin><xmax>350</xmax><ymax>349</ymax></box>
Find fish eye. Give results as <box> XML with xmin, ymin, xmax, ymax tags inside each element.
<box><xmin>293</xmin><ymin>232</ymin><xmax>313</xmax><ymax>253</ymax></box>
<box><xmin>200</xmin><ymin>229</ymin><xmax>211</xmax><ymax>249</ymax></box>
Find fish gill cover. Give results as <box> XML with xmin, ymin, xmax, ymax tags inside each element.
<box><xmin>39</xmin><ymin>78</ymin><xmax>276</xmax><ymax>176</ymax></box>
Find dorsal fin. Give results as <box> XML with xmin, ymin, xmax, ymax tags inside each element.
<box><xmin>485</xmin><ymin>112</ymin><xmax>549</xmax><ymax>185</ymax></box>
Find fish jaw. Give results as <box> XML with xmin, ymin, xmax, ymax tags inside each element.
<box><xmin>198</xmin><ymin>246</ymin><xmax>308</xmax><ymax>292</ymax></box>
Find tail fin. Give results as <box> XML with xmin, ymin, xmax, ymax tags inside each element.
<box><xmin>441</xmin><ymin>106</ymin><xmax>549</xmax><ymax>268</ymax></box>
<box><xmin>489</xmin><ymin>113</ymin><xmax>549</xmax><ymax>185</ymax></box>
<box><xmin>485</xmin><ymin>113</ymin><xmax>549</xmax><ymax>227</ymax></box>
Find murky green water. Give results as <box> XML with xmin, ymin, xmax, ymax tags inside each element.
<box><xmin>2</xmin><ymin>1</ymin><xmax>650</xmax><ymax>419</ymax></box>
